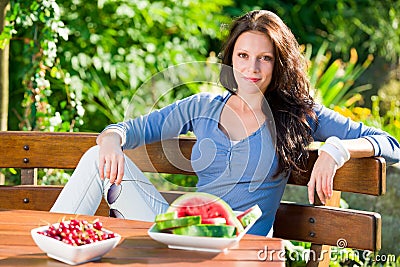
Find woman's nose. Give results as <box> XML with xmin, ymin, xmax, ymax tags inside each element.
<box><xmin>247</xmin><ymin>58</ymin><xmax>260</xmax><ymax>73</ymax></box>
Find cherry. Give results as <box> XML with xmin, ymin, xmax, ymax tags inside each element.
<box><xmin>93</xmin><ymin>220</ymin><xmax>103</xmax><ymax>230</ymax></box>
<box><xmin>37</xmin><ymin>218</ymin><xmax>117</xmax><ymax>246</ymax></box>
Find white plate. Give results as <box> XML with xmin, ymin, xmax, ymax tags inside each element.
<box><xmin>147</xmin><ymin>213</ymin><xmax>257</xmax><ymax>253</ymax></box>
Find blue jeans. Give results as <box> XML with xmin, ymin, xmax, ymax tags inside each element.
<box><xmin>50</xmin><ymin>145</ymin><xmax>169</xmax><ymax>222</ymax></box>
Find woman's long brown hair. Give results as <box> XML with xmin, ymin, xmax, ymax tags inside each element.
<box><xmin>219</xmin><ymin>10</ymin><xmax>317</xmax><ymax>176</ymax></box>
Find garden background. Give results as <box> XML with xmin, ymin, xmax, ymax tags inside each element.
<box><xmin>0</xmin><ymin>0</ymin><xmax>399</xmax><ymax>265</ymax></box>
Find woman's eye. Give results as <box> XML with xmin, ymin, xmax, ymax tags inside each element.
<box><xmin>238</xmin><ymin>53</ymin><xmax>247</xmax><ymax>58</ymax></box>
<box><xmin>260</xmin><ymin>55</ymin><xmax>273</xmax><ymax>61</ymax></box>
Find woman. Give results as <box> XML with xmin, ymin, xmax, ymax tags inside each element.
<box><xmin>51</xmin><ymin>10</ymin><xmax>400</xmax><ymax>236</ymax></box>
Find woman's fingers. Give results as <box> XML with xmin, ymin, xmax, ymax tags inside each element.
<box><xmin>99</xmin><ymin>147</ymin><xmax>124</xmax><ymax>184</ymax></box>
<box><xmin>97</xmin><ymin>131</ymin><xmax>124</xmax><ymax>183</ymax></box>
<box><xmin>309</xmin><ymin>173</ymin><xmax>328</xmax><ymax>204</ymax></box>
<box><xmin>115</xmin><ymin>156</ymin><xmax>125</xmax><ymax>185</ymax></box>
<box><xmin>104</xmin><ymin>153</ymin><xmax>125</xmax><ymax>184</ymax></box>
<box><xmin>99</xmin><ymin>154</ymin><xmax>105</xmax><ymax>180</ymax></box>
<box><xmin>323</xmin><ymin>172</ymin><xmax>334</xmax><ymax>199</ymax></box>
<box><xmin>109</xmin><ymin>155</ymin><xmax>119</xmax><ymax>184</ymax></box>
<box><xmin>104</xmin><ymin>156</ymin><xmax>112</xmax><ymax>182</ymax></box>
<box><xmin>315</xmin><ymin>172</ymin><xmax>326</xmax><ymax>204</ymax></box>
<box><xmin>307</xmin><ymin>176</ymin><xmax>316</xmax><ymax>204</ymax></box>
<box><xmin>308</xmin><ymin>153</ymin><xmax>338</xmax><ymax>205</ymax></box>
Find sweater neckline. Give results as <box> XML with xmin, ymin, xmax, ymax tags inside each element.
<box><xmin>215</xmin><ymin>92</ymin><xmax>268</xmax><ymax>146</ymax></box>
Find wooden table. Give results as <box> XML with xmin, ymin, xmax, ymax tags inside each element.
<box><xmin>0</xmin><ymin>209</ymin><xmax>285</xmax><ymax>266</ymax></box>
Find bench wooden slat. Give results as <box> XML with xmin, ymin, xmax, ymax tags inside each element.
<box><xmin>0</xmin><ymin>186</ymin><xmax>186</xmax><ymax>216</ymax></box>
<box><xmin>0</xmin><ymin>185</ymin><xmax>110</xmax><ymax>216</ymax></box>
<box><xmin>0</xmin><ymin>185</ymin><xmax>380</xmax><ymax>251</ymax></box>
<box><xmin>288</xmin><ymin>155</ymin><xmax>386</xmax><ymax>196</ymax></box>
<box><xmin>0</xmin><ymin>131</ymin><xmax>386</xmax><ymax>196</ymax></box>
<box><xmin>0</xmin><ymin>131</ymin><xmax>97</xmax><ymax>169</ymax></box>
<box><xmin>0</xmin><ymin>186</ymin><xmax>191</xmax><ymax>217</ymax></box>
<box><xmin>274</xmin><ymin>202</ymin><xmax>381</xmax><ymax>251</ymax></box>
<box><xmin>124</xmin><ymin>138</ymin><xmax>196</xmax><ymax>175</ymax></box>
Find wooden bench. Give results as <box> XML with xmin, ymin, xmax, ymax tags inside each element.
<box><xmin>0</xmin><ymin>131</ymin><xmax>386</xmax><ymax>266</ymax></box>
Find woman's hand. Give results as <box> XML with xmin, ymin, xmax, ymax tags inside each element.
<box><xmin>96</xmin><ymin>131</ymin><xmax>125</xmax><ymax>185</ymax></box>
<box><xmin>307</xmin><ymin>151</ymin><xmax>338</xmax><ymax>205</ymax></box>
<box><xmin>307</xmin><ymin>137</ymin><xmax>375</xmax><ymax>204</ymax></box>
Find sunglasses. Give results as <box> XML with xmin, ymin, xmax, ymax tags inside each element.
<box><xmin>105</xmin><ymin>174</ymin><xmax>167</xmax><ymax>219</ymax></box>
<box><xmin>106</xmin><ymin>183</ymin><xmax>125</xmax><ymax>219</ymax></box>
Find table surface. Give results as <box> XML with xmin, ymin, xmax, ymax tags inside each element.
<box><xmin>0</xmin><ymin>209</ymin><xmax>285</xmax><ymax>266</ymax></box>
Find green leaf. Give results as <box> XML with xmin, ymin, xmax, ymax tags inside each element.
<box><xmin>323</xmin><ymin>81</ymin><xmax>344</xmax><ymax>106</ymax></box>
<box><xmin>316</xmin><ymin>59</ymin><xmax>341</xmax><ymax>96</ymax></box>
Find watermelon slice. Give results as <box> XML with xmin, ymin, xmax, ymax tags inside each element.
<box><xmin>172</xmin><ymin>224</ymin><xmax>236</xmax><ymax>238</ymax></box>
<box><xmin>155</xmin><ymin>215</ymin><xmax>201</xmax><ymax>231</ymax></box>
<box><xmin>167</xmin><ymin>192</ymin><xmax>244</xmax><ymax>235</ymax></box>
<box><xmin>155</xmin><ymin>211</ymin><xmax>178</xmax><ymax>222</ymax></box>
<box><xmin>236</xmin><ymin>204</ymin><xmax>262</xmax><ymax>228</ymax></box>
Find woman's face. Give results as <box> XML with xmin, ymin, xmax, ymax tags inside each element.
<box><xmin>232</xmin><ymin>31</ymin><xmax>275</xmax><ymax>95</ymax></box>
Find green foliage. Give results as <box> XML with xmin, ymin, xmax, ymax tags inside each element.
<box><xmin>334</xmin><ymin>96</ymin><xmax>400</xmax><ymax>142</ymax></box>
<box><xmin>0</xmin><ymin>168</ymin><xmax>20</xmax><ymax>185</ymax></box>
<box><xmin>148</xmin><ymin>173</ymin><xmax>198</xmax><ymax>192</ymax></box>
<box><xmin>2</xmin><ymin>0</ymin><xmax>232</xmax><ymax>184</ymax></box>
<box><xmin>284</xmin><ymin>240</ymin><xmax>310</xmax><ymax>266</ymax></box>
<box><xmin>38</xmin><ymin>169</ymin><xmax>71</xmax><ymax>185</ymax></box>
<box><xmin>304</xmin><ymin>42</ymin><xmax>373</xmax><ymax>107</ymax></box>
<box><xmin>3</xmin><ymin>0</ymin><xmax>232</xmax><ymax>132</ymax></box>
<box><xmin>369</xmin><ymin>96</ymin><xmax>400</xmax><ymax>142</ymax></box>
<box><xmin>56</xmin><ymin>0</ymin><xmax>232</xmax><ymax>131</ymax></box>
<box><xmin>321</xmin><ymin>0</ymin><xmax>400</xmax><ymax>63</ymax></box>
<box><xmin>2</xmin><ymin>0</ymin><xmax>82</xmax><ymax>132</ymax></box>
<box><xmin>225</xmin><ymin>0</ymin><xmax>400</xmax><ymax>63</ymax></box>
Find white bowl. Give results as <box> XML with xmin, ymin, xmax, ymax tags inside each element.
<box><xmin>31</xmin><ymin>223</ymin><xmax>121</xmax><ymax>265</ymax></box>
<box><xmin>148</xmin><ymin>211</ymin><xmax>258</xmax><ymax>253</ymax></box>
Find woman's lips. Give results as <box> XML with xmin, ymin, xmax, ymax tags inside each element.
<box><xmin>245</xmin><ymin>77</ymin><xmax>261</xmax><ymax>83</ymax></box>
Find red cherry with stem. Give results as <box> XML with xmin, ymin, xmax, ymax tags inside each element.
<box><xmin>93</xmin><ymin>220</ymin><xmax>103</xmax><ymax>230</ymax></box>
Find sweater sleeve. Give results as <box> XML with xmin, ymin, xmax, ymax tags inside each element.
<box><xmin>102</xmin><ymin>93</ymin><xmax>217</xmax><ymax>150</ymax></box>
<box><xmin>311</xmin><ymin>104</ymin><xmax>400</xmax><ymax>164</ymax></box>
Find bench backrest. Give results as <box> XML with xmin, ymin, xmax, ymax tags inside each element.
<box><xmin>0</xmin><ymin>131</ymin><xmax>385</xmax><ymax>254</ymax></box>
<box><xmin>0</xmin><ymin>131</ymin><xmax>386</xmax><ymax>195</ymax></box>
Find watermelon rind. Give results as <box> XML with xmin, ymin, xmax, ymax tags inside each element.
<box><xmin>236</xmin><ymin>204</ymin><xmax>262</xmax><ymax>228</ymax></box>
<box><xmin>172</xmin><ymin>224</ymin><xmax>236</xmax><ymax>238</ymax></box>
<box><xmin>155</xmin><ymin>216</ymin><xmax>201</xmax><ymax>231</ymax></box>
<box><xmin>201</xmin><ymin>217</ymin><xmax>226</xmax><ymax>225</ymax></box>
<box><xmin>155</xmin><ymin>211</ymin><xmax>178</xmax><ymax>222</ymax></box>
